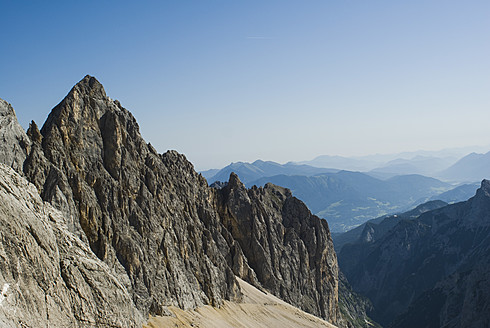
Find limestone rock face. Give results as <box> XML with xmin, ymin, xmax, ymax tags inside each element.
<box><xmin>23</xmin><ymin>75</ymin><xmax>241</xmax><ymax>315</ymax></box>
<box><xmin>0</xmin><ymin>99</ymin><xmax>31</xmax><ymax>172</ymax></box>
<box><xmin>1</xmin><ymin>75</ymin><xmax>342</xmax><ymax>327</ymax></box>
<box><xmin>0</xmin><ymin>163</ymin><xmax>144</xmax><ymax>327</ymax></box>
<box><xmin>217</xmin><ymin>173</ymin><xmax>341</xmax><ymax>323</ymax></box>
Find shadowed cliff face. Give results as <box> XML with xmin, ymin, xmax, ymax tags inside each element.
<box><xmin>216</xmin><ymin>173</ymin><xmax>341</xmax><ymax>322</ymax></box>
<box><xmin>23</xmin><ymin>75</ymin><xmax>242</xmax><ymax>314</ymax></box>
<box><xmin>0</xmin><ymin>163</ymin><xmax>144</xmax><ymax>327</ymax></box>
<box><xmin>339</xmin><ymin>180</ymin><xmax>490</xmax><ymax>327</ymax></box>
<box><xmin>0</xmin><ymin>75</ymin><xmax>342</xmax><ymax>327</ymax></box>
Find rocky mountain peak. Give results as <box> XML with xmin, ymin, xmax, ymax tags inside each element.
<box><xmin>217</xmin><ymin>177</ymin><xmax>341</xmax><ymax>322</ymax></box>
<box><xmin>339</xmin><ymin>179</ymin><xmax>490</xmax><ymax>326</ymax></box>
<box><xmin>72</xmin><ymin>74</ymin><xmax>107</xmax><ymax>99</ymax></box>
<box><xmin>0</xmin><ymin>98</ymin><xmax>14</xmax><ymax>116</ymax></box>
<box><xmin>479</xmin><ymin>179</ymin><xmax>490</xmax><ymax>196</ymax></box>
<box><xmin>228</xmin><ymin>171</ymin><xmax>243</xmax><ymax>188</ymax></box>
<box><xmin>264</xmin><ymin>182</ymin><xmax>292</xmax><ymax>199</ymax></box>
<box><xmin>1</xmin><ymin>76</ymin><xmax>343</xmax><ymax>327</ymax></box>
<box><xmin>462</xmin><ymin>179</ymin><xmax>490</xmax><ymax>228</ymax></box>
<box><xmin>40</xmin><ymin>75</ymin><xmax>114</xmax><ymax>138</ymax></box>
<box><xmin>0</xmin><ymin>98</ymin><xmax>31</xmax><ymax>172</ymax></box>
<box><xmin>26</xmin><ymin>120</ymin><xmax>42</xmax><ymax>144</ymax></box>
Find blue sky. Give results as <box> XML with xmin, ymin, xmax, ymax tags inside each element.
<box><xmin>1</xmin><ymin>1</ymin><xmax>489</xmax><ymax>170</ymax></box>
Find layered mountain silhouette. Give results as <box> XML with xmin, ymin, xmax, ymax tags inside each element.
<box><xmin>297</xmin><ymin>149</ymin><xmax>474</xmax><ymax>176</ymax></box>
<box><xmin>298</xmin><ymin>155</ymin><xmax>380</xmax><ymax>172</ymax></box>
<box><xmin>429</xmin><ymin>182</ymin><xmax>481</xmax><ymax>204</ymax></box>
<box><xmin>246</xmin><ymin>172</ymin><xmax>451</xmax><ymax>232</ymax></box>
<box><xmin>338</xmin><ymin>182</ymin><xmax>490</xmax><ymax>327</ymax></box>
<box><xmin>0</xmin><ymin>76</ymin><xmax>345</xmax><ymax>327</ymax></box>
<box><xmin>368</xmin><ymin>156</ymin><xmax>457</xmax><ymax>179</ymax></box>
<box><xmin>332</xmin><ymin>200</ymin><xmax>448</xmax><ymax>251</ymax></box>
<box><xmin>205</xmin><ymin>151</ymin><xmax>488</xmax><ymax>234</ymax></box>
<box><xmin>438</xmin><ymin>151</ymin><xmax>490</xmax><ymax>182</ymax></box>
<box><xmin>204</xmin><ymin>160</ymin><xmax>338</xmax><ymax>185</ymax></box>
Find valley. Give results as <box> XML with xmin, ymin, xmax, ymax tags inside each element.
<box><xmin>203</xmin><ymin>156</ymin><xmax>484</xmax><ymax>232</ymax></box>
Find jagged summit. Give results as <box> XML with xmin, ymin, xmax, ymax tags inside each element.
<box><xmin>227</xmin><ymin>171</ymin><xmax>244</xmax><ymax>189</ymax></box>
<box><xmin>41</xmin><ymin>75</ymin><xmax>114</xmax><ymax>137</ymax></box>
<box><xmin>70</xmin><ymin>74</ymin><xmax>107</xmax><ymax>99</ymax></box>
<box><xmin>479</xmin><ymin>179</ymin><xmax>490</xmax><ymax>194</ymax></box>
<box><xmin>0</xmin><ymin>97</ymin><xmax>13</xmax><ymax>114</ymax></box>
<box><xmin>1</xmin><ymin>76</ymin><xmax>343</xmax><ymax>327</ymax></box>
<box><xmin>0</xmin><ymin>98</ymin><xmax>31</xmax><ymax>172</ymax></box>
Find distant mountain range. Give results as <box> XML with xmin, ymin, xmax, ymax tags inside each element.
<box><xmin>437</xmin><ymin>151</ymin><xmax>490</xmax><ymax>182</ymax></box>
<box><xmin>429</xmin><ymin>182</ymin><xmax>481</xmax><ymax>203</ymax></box>
<box><xmin>296</xmin><ymin>155</ymin><xmax>381</xmax><ymax>172</ymax></box>
<box><xmin>247</xmin><ymin>171</ymin><xmax>451</xmax><ymax>232</ymax></box>
<box><xmin>204</xmin><ymin>148</ymin><xmax>490</xmax><ymax>187</ymax></box>
<box><xmin>368</xmin><ymin>155</ymin><xmax>457</xmax><ymax>179</ymax></box>
<box><xmin>332</xmin><ymin>199</ymin><xmax>448</xmax><ymax>251</ymax></box>
<box><xmin>202</xmin><ymin>158</ymin><xmax>488</xmax><ymax>232</ymax></box>
<box><xmin>336</xmin><ymin>181</ymin><xmax>490</xmax><ymax>327</ymax></box>
<box><xmin>202</xmin><ymin>160</ymin><xmax>338</xmax><ymax>184</ymax></box>
<box><xmin>295</xmin><ymin>147</ymin><xmax>488</xmax><ymax>174</ymax></box>
<box><xmin>301</xmin><ymin>150</ymin><xmax>490</xmax><ymax>182</ymax></box>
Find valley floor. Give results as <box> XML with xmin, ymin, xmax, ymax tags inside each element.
<box><xmin>145</xmin><ymin>278</ymin><xmax>337</xmax><ymax>328</ymax></box>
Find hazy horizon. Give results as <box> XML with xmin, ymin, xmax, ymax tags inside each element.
<box><xmin>199</xmin><ymin>144</ymin><xmax>490</xmax><ymax>172</ymax></box>
<box><xmin>1</xmin><ymin>1</ymin><xmax>489</xmax><ymax>171</ymax></box>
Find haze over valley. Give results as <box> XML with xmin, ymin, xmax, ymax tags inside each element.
<box><xmin>202</xmin><ymin>150</ymin><xmax>490</xmax><ymax>231</ymax></box>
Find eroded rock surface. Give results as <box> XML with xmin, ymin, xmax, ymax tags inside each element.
<box><xmin>22</xmin><ymin>76</ymin><xmax>241</xmax><ymax>314</ymax></box>
<box><xmin>216</xmin><ymin>173</ymin><xmax>341</xmax><ymax>322</ymax></box>
<box><xmin>0</xmin><ymin>99</ymin><xmax>30</xmax><ymax>172</ymax></box>
<box><xmin>0</xmin><ymin>163</ymin><xmax>143</xmax><ymax>327</ymax></box>
<box><xmin>340</xmin><ymin>180</ymin><xmax>490</xmax><ymax>327</ymax></box>
<box><xmin>0</xmin><ymin>76</ymin><xmax>342</xmax><ymax>327</ymax></box>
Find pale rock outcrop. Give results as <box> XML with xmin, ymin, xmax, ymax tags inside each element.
<box><xmin>0</xmin><ymin>99</ymin><xmax>30</xmax><ymax>172</ymax></box>
<box><xmin>0</xmin><ymin>76</ymin><xmax>343</xmax><ymax>327</ymax></box>
<box><xmin>22</xmin><ymin>76</ymin><xmax>242</xmax><ymax>315</ymax></box>
<box><xmin>0</xmin><ymin>163</ymin><xmax>144</xmax><ymax>327</ymax></box>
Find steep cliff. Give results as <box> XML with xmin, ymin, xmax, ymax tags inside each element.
<box><xmin>0</xmin><ymin>75</ymin><xmax>342</xmax><ymax>327</ymax></box>
<box><xmin>391</xmin><ymin>182</ymin><xmax>490</xmax><ymax>328</ymax></box>
<box><xmin>0</xmin><ymin>163</ymin><xmax>144</xmax><ymax>327</ymax></box>
<box><xmin>339</xmin><ymin>181</ymin><xmax>490</xmax><ymax>327</ymax></box>
<box><xmin>0</xmin><ymin>99</ymin><xmax>31</xmax><ymax>172</ymax></box>
<box><xmin>216</xmin><ymin>173</ymin><xmax>341</xmax><ymax>322</ymax></box>
<box><xmin>22</xmin><ymin>76</ymin><xmax>242</xmax><ymax>314</ymax></box>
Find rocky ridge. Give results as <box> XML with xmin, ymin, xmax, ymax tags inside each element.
<box><xmin>216</xmin><ymin>174</ymin><xmax>340</xmax><ymax>320</ymax></box>
<box><xmin>339</xmin><ymin>180</ymin><xmax>490</xmax><ymax>327</ymax></box>
<box><xmin>0</xmin><ymin>99</ymin><xmax>31</xmax><ymax>173</ymax></box>
<box><xmin>333</xmin><ymin>200</ymin><xmax>448</xmax><ymax>251</ymax></box>
<box><xmin>0</xmin><ymin>163</ymin><xmax>143</xmax><ymax>327</ymax></box>
<box><xmin>0</xmin><ymin>76</ymin><xmax>342</xmax><ymax>327</ymax></box>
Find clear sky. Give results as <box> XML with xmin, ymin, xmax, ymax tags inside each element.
<box><xmin>1</xmin><ymin>0</ymin><xmax>489</xmax><ymax>170</ymax></box>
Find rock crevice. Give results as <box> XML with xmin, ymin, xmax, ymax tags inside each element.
<box><xmin>0</xmin><ymin>75</ymin><xmax>342</xmax><ymax>327</ymax></box>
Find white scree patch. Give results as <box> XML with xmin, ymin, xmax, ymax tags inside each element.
<box><xmin>0</xmin><ymin>283</ymin><xmax>9</xmax><ymax>305</ymax></box>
